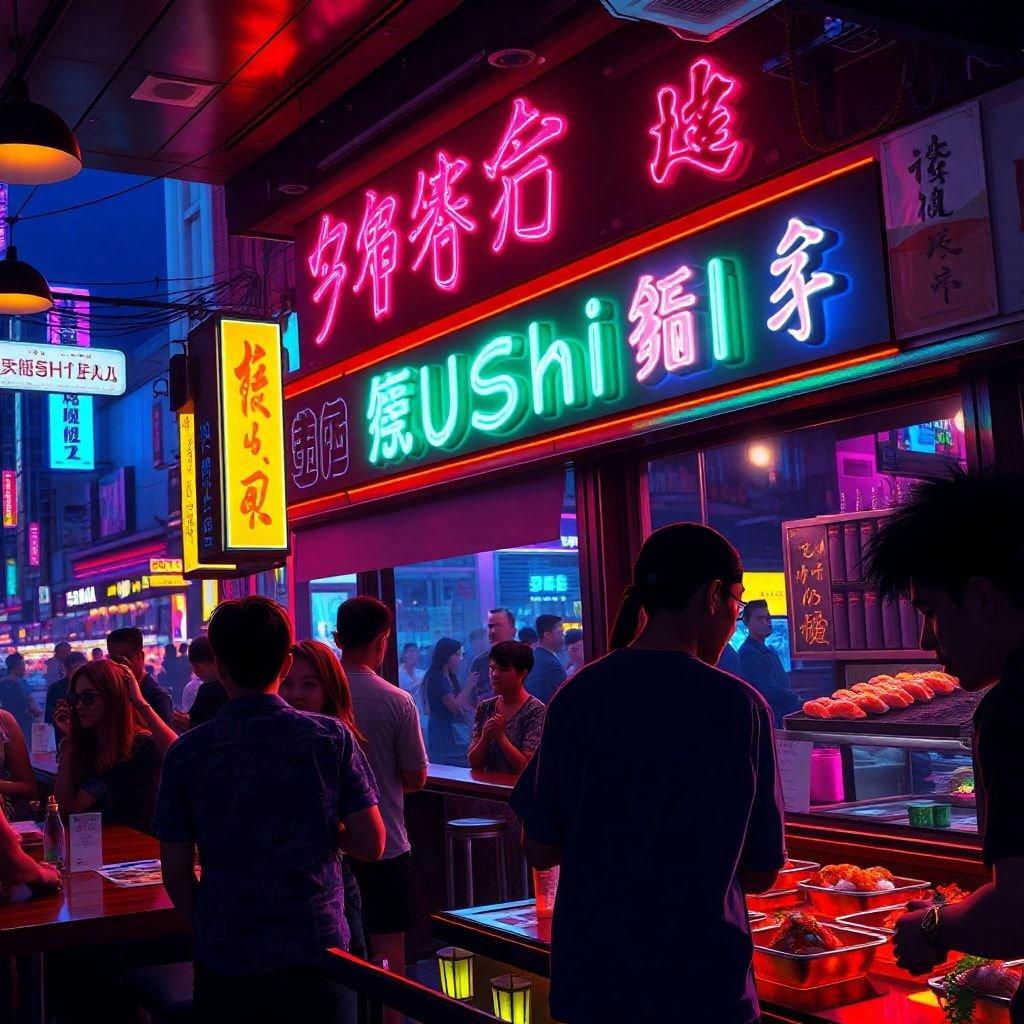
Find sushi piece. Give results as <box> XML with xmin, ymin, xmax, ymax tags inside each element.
<box><xmin>851</xmin><ymin>692</ymin><xmax>889</xmax><ymax>715</ymax></box>
<box><xmin>869</xmin><ymin>674</ymin><xmax>898</xmax><ymax>687</ymax></box>
<box><xmin>802</xmin><ymin>700</ymin><xmax>832</xmax><ymax>719</ymax></box>
<box><xmin>832</xmin><ymin>688</ymin><xmax>861</xmax><ymax>701</ymax></box>
<box><xmin>870</xmin><ymin>687</ymin><xmax>912</xmax><ymax>709</ymax></box>
<box><xmin>920</xmin><ymin>673</ymin><xmax>958</xmax><ymax>695</ymax></box>
<box><xmin>899</xmin><ymin>679</ymin><xmax>935</xmax><ymax>702</ymax></box>
<box><xmin>825</xmin><ymin>699</ymin><xmax>867</xmax><ymax>720</ymax></box>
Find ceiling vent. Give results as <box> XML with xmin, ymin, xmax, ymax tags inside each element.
<box><xmin>600</xmin><ymin>0</ymin><xmax>782</xmax><ymax>40</ymax></box>
<box><xmin>487</xmin><ymin>48</ymin><xmax>537</xmax><ymax>70</ymax></box>
<box><xmin>131</xmin><ymin>75</ymin><xmax>216</xmax><ymax>109</ymax></box>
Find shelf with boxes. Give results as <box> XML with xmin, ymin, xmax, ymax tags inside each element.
<box><xmin>783</xmin><ymin>509</ymin><xmax>927</xmax><ymax>661</ymax></box>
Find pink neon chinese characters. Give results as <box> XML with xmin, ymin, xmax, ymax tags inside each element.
<box><xmin>766</xmin><ymin>216</ymin><xmax>838</xmax><ymax>343</ymax></box>
<box><xmin>354</xmin><ymin>189</ymin><xmax>401</xmax><ymax>320</ymax></box>
<box><xmin>409</xmin><ymin>149</ymin><xmax>477</xmax><ymax>291</ymax></box>
<box><xmin>307</xmin><ymin>214</ymin><xmax>349</xmax><ymax>345</ymax></box>
<box><xmin>484</xmin><ymin>96</ymin><xmax>567</xmax><ymax>253</ymax></box>
<box><xmin>627</xmin><ymin>264</ymin><xmax>699</xmax><ymax>382</ymax></box>
<box><xmin>649</xmin><ymin>58</ymin><xmax>743</xmax><ymax>186</ymax></box>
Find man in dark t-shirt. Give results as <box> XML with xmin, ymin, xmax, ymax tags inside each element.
<box><xmin>867</xmin><ymin>473</ymin><xmax>1024</xmax><ymax>1015</ymax></box>
<box><xmin>186</xmin><ymin>636</ymin><xmax>228</xmax><ymax>728</ymax></box>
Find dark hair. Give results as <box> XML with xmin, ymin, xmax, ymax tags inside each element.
<box><xmin>428</xmin><ymin>637</ymin><xmax>462</xmax><ymax>676</ymax></box>
<box><xmin>55</xmin><ymin>641</ymin><xmax>71</xmax><ymax>654</ymax></box>
<box><xmin>208</xmin><ymin>597</ymin><xmax>293</xmax><ymax>689</ymax></box>
<box><xmin>535</xmin><ymin>614</ymin><xmax>562</xmax><ymax>640</ymax></box>
<box><xmin>65</xmin><ymin>652</ymin><xmax>88</xmax><ymax>673</ymax></box>
<box><xmin>489</xmin><ymin>639</ymin><xmax>534</xmax><ymax>675</ymax></box>
<box><xmin>188</xmin><ymin>635</ymin><xmax>215</xmax><ymax>665</ymax></box>
<box><xmin>90</xmin><ymin>647</ymin><xmax>103</xmax><ymax>658</ymax></box>
<box><xmin>741</xmin><ymin>599</ymin><xmax>770</xmax><ymax>624</ymax></box>
<box><xmin>610</xmin><ymin>523</ymin><xmax>743</xmax><ymax>649</ymax></box>
<box><xmin>866</xmin><ymin>469</ymin><xmax>1024</xmax><ymax>606</ymax></box>
<box><xmin>401</xmin><ymin>642</ymin><xmax>420</xmax><ymax>655</ymax></box>
<box><xmin>289</xmin><ymin>640</ymin><xmax>366</xmax><ymax>744</ymax></box>
<box><xmin>5</xmin><ymin>652</ymin><xmax>23</xmax><ymax>673</ymax></box>
<box><xmin>489</xmin><ymin>608</ymin><xmax>515</xmax><ymax>628</ymax></box>
<box><xmin>518</xmin><ymin>627</ymin><xmax>538</xmax><ymax>643</ymax></box>
<box><xmin>564</xmin><ymin>629</ymin><xmax>583</xmax><ymax>646</ymax></box>
<box><xmin>106</xmin><ymin>627</ymin><xmax>144</xmax><ymax>653</ymax></box>
<box><xmin>335</xmin><ymin>596</ymin><xmax>392</xmax><ymax>649</ymax></box>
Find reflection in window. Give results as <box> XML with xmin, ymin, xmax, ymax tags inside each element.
<box><xmin>309</xmin><ymin>574</ymin><xmax>358</xmax><ymax>645</ymax></box>
<box><xmin>394</xmin><ymin>471</ymin><xmax>582</xmax><ymax>766</ymax></box>
<box><xmin>645</xmin><ymin>401</ymin><xmax>975</xmax><ymax>833</ymax></box>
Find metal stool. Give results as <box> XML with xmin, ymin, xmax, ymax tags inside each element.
<box><xmin>445</xmin><ymin>817</ymin><xmax>510</xmax><ymax>908</ymax></box>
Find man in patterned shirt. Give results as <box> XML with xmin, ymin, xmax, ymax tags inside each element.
<box><xmin>154</xmin><ymin>597</ymin><xmax>385</xmax><ymax>1021</ymax></box>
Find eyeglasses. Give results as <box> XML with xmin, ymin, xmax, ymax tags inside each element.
<box><xmin>720</xmin><ymin>582</ymin><xmax>746</xmax><ymax>620</ymax></box>
<box><xmin>66</xmin><ymin>690</ymin><xmax>99</xmax><ymax>709</ymax></box>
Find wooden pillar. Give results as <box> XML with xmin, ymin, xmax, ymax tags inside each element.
<box><xmin>960</xmin><ymin>361</ymin><xmax>1024</xmax><ymax>473</ymax></box>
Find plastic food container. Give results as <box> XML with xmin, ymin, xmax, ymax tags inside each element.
<box><xmin>835</xmin><ymin>906</ymin><xmax>960</xmax><ymax>978</ymax></box>
<box><xmin>751</xmin><ymin>923</ymin><xmax>885</xmax><ymax>989</ymax></box>
<box><xmin>929</xmin><ymin>961</ymin><xmax>1024</xmax><ymax>1024</ymax></box>
<box><xmin>797</xmin><ymin>876</ymin><xmax>931</xmax><ymax>918</ymax></box>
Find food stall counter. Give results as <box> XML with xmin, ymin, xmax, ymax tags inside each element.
<box><xmin>425</xmin><ymin>764</ymin><xmax>517</xmax><ymax>801</ymax></box>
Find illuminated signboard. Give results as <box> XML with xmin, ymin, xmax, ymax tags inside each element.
<box><xmin>65</xmin><ymin>584</ymin><xmax>97</xmax><ymax>609</ymax></box>
<box><xmin>107</xmin><ymin>578</ymin><xmax>143</xmax><ymax>600</ymax></box>
<box><xmin>48</xmin><ymin>393</ymin><xmax>95</xmax><ymax>470</ymax></box>
<box><xmin>0</xmin><ymin>341</ymin><xmax>126</xmax><ymax>396</ymax></box>
<box><xmin>1</xmin><ymin>470</ymin><xmax>15</xmax><ymax>527</ymax></box>
<box><xmin>217</xmin><ymin>319</ymin><xmax>288</xmax><ymax>551</ymax></box>
<box><xmin>179</xmin><ymin>411</ymin><xmax>235</xmax><ymax>575</ymax></box>
<box><xmin>150</xmin><ymin>558</ymin><xmax>183</xmax><ymax>574</ymax></box>
<box><xmin>5</xmin><ymin>559</ymin><xmax>15</xmax><ymax>598</ymax></box>
<box><xmin>28</xmin><ymin>522</ymin><xmax>40</xmax><ymax>566</ymax></box>
<box><xmin>146</xmin><ymin>574</ymin><xmax>187</xmax><ymax>588</ymax></box>
<box><xmin>287</xmin><ymin>163</ymin><xmax>891</xmax><ymax>504</ymax></box>
<box><xmin>742</xmin><ymin>571</ymin><xmax>788</xmax><ymax>617</ymax></box>
<box><xmin>201</xmin><ymin>579</ymin><xmax>218</xmax><ymax>621</ymax></box>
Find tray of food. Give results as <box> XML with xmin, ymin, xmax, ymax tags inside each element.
<box><xmin>836</xmin><ymin>884</ymin><xmax>970</xmax><ymax>978</ymax></box>
<box><xmin>798</xmin><ymin>864</ymin><xmax>931</xmax><ymax>918</ymax></box>
<box><xmin>752</xmin><ymin>914</ymin><xmax>885</xmax><ymax>989</ymax></box>
<box><xmin>744</xmin><ymin>860</ymin><xmax>819</xmax><ymax>915</ymax></box>
<box><xmin>785</xmin><ymin>672</ymin><xmax>982</xmax><ymax>738</ymax></box>
<box><xmin>929</xmin><ymin>958</ymin><xmax>1023</xmax><ymax>1024</ymax></box>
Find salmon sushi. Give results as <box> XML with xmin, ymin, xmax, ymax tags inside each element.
<box><xmin>898</xmin><ymin>679</ymin><xmax>934</xmax><ymax>701</ymax></box>
<box><xmin>920</xmin><ymin>673</ymin><xmax>958</xmax><ymax>694</ymax></box>
<box><xmin>870</xmin><ymin>686</ymin><xmax>912</xmax><ymax>709</ymax></box>
<box><xmin>851</xmin><ymin>692</ymin><xmax>889</xmax><ymax>715</ymax></box>
<box><xmin>826</xmin><ymin>699</ymin><xmax>867</xmax><ymax>719</ymax></box>
<box><xmin>802</xmin><ymin>700</ymin><xmax>832</xmax><ymax>719</ymax></box>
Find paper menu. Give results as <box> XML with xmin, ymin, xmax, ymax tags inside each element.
<box><xmin>777</xmin><ymin>738</ymin><xmax>813</xmax><ymax>814</ymax></box>
<box><xmin>69</xmin><ymin>813</ymin><xmax>103</xmax><ymax>873</ymax></box>
<box><xmin>31</xmin><ymin>723</ymin><xmax>56</xmax><ymax>755</ymax></box>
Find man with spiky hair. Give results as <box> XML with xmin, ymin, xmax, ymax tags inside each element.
<box><xmin>866</xmin><ymin>470</ymin><xmax>1024</xmax><ymax>1010</ymax></box>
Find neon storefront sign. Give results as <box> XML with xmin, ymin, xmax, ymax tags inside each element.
<box><xmin>286</xmin><ymin>162</ymin><xmax>890</xmax><ymax>502</ymax></box>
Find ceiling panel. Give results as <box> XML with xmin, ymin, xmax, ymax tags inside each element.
<box><xmin>21</xmin><ymin>55</ymin><xmax>114</xmax><ymax>127</ymax></box>
<box><xmin>41</xmin><ymin>0</ymin><xmax>169</xmax><ymax>68</ymax></box>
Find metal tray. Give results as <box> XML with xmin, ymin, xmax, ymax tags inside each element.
<box><xmin>836</xmin><ymin>906</ymin><xmax>960</xmax><ymax>978</ymax></box>
<box><xmin>929</xmin><ymin>961</ymin><xmax>1024</xmax><ymax>1024</ymax></box>
<box><xmin>775</xmin><ymin>859</ymin><xmax>820</xmax><ymax>887</ymax></box>
<box><xmin>752</xmin><ymin>923</ymin><xmax>885</xmax><ymax>989</ymax></box>
<box><xmin>798</xmin><ymin>876</ymin><xmax>931</xmax><ymax>918</ymax></box>
<box><xmin>748</xmin><ymin>910</ymin><xmax>767</xmax><ymax>925</ymax></box>
<box><xmin>747</xmin><ymin>888</ymin><xmax>806</xmax><ymax>914</ymax></box>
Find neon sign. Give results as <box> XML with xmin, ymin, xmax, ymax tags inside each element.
<box><xmin>287</xmin><ymin>163</ymin><xmax>890</xmax><ymax>502</ymax></box>
<box><xmin>28</xmin><ymin>522</ymin><xmax>40</xmax><ymax>566</ymax></box>
<box><xmin>1</xmin><ymin>470</ymin><xmax>14</xmax><ymax>528</ymax></box>
<box><xmin>649</xmin><ymin>58</ymin><xmax>745</xmax><ymax>185</ymax></box>
<box><xmin>302</xmin><ymin>94</ymin><xmax>567</xmax><ymax>344</ymax></box>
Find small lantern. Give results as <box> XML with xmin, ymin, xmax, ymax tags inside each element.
<box><xmin>491</xmin><ymin>974</ymin><xmax>532</xmax><ymax>1024</ymax></box>
<box><xmin>436</xmin><ymin>947</ymin><xmax>474</xmax><ymax>1001</ymax></box>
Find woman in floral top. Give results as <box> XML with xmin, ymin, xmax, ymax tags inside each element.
<box><xmin>469</xmin><ymin>640</ymin><xmax>545</xmax><ymax>774</ymax></box>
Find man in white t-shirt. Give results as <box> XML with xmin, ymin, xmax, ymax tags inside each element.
<box><xmin>336</xmin><ymin>597</ymin><xmax>428</xmax><ymax>1005</ymax></box>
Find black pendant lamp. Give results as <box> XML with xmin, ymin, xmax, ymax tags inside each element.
<box><xmin>0</xmin><ymin>243</ymin><xmax>52</xmax><ymax>314</ymax></box>
<box><xmin>0</xmin><ymin>79</ymin><xmax>82</xmax><ymax>185</ymax></box>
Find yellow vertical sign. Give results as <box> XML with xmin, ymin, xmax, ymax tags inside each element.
<box><xmin>179</xmin><ymin>410</ymin><xmax>233</xmax><ymax>574</ymax></box>
<box><xmin>218</xmin><ymin>319</ymin><xmax>288</xmax><ymax>551</ymax></box>
<box><xmin>201</xmin><ymin>579</ymin><xmax>219</xmax><ymax>622</ymax></box>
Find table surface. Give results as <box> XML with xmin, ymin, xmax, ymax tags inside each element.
<box><xmin>424</xmin><ymin>765</ymin><xmax>517</xmax><ymax>801</ymax></box>
<box><xmin>432</xmin><ymin>901</ymin><xmax>949</xmax><ymax>1024</ymax></box>
<box><xmin>0</xmin><ymin>824</ymin><xmax>186</xmax><ymax>956</ymax></box>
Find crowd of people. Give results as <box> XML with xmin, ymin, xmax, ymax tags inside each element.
<box><xmin>1</xmin><ymin>471</ymin><xmax>1023</xmax><ymax>1024</ymax></box>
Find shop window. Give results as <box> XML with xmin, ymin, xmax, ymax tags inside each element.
<box><xmin>394</xmin><ymin>471</ymin><xmax>582</xmax><ymax>767</ymax></box>
<box><xmin>644</xmin><ymin>401</ymin><xmax>976</xmax><ymax>833</ymax></box>
<box><xmin>310</xmin><ymin>574</ymin><xmax>358</xmax><ymax>645</ymax></box>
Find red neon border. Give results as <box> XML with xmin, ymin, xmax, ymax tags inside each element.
<box><xmin>286</xmin><ymin>153</ymin><xmax>875</xmax><ymax>397</ymax></box>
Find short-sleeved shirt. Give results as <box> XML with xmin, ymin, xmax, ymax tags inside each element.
<box><xmin>152</xmin><ymin>693</ymin><xmax>379</xmax><ymax>976</ymax></box>
<box><xmin>424</xmin><ymin>670</ymin><xmax>466</xmax><ymax>766</ymax></box>
<box><xmin>471</xmin><ymin>696</ymin><xmax>545</xmax><ymax>773</ymax></box>
<box><xmin>141</xmin><ymin>675</ymin><xmax>175</xmax><ymax>728</ymax></box>
<box><xmin>345</xmin><ymin>664</ymin><xmax>428</xmax><ymax>859</ymax></box>
<box><xmin>77</xmin><ymin>733</ymin><xmax>163</xmax><ymax>834</ymax></box>
<box><xmin>0</xmin><ymin>675</ymin><xmax>32</xmax><ymax>739</ymax></box>
<box><xmin>188</xmin><ymin>679</ymin><xmax>229</xmax><ymax>728</ymax></box>
<box><xmin>510</xmin><ymin>649</ymin><xmax>786</xmax><ymax>1024</ymax></box>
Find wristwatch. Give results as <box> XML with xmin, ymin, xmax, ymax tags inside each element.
<box><xmin>921</xmin><ymin>905</ymin><xmax>946</xmax><ymax>953</ymax></box>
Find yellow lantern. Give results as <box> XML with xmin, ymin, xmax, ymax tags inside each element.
<box><xmin>491</xmin><ymin>974</ymin><xmax>531</xmax><ymax>1024</ymax></box>
<box><xmin>436</xmin><ymin>947</ymin><xmax>474</xmax><ymax>1001</ymax></box>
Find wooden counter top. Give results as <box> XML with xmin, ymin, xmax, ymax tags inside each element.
<box><xmin>424</xmin><ymin>765</ymin><xmax>517</xmax><ymax>801</ymax></box>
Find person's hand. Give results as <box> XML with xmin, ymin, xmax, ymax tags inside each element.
<box><xmin>488</xmin><ymin>714</ymin><xmax>506</xmax><ymax>739</ymax></box>
<box><xmin>15</xmin><ymin>857</ymin><xmax>62</xmax><ymax>896</ymax></box>
<box><xmin>467</xmin><ymin>670</ymin><xmax>480</xmax><ymax>692</ymax></box>
<box><xmin>53</xmin><ymin>699</ymin><xmax>72</xmax><ymax>736</ymax></box>
<box><xmin>894</xmin><ymin>902</ymin><xmax>946</xmax><ymax>975</ymax></box>
<box><xmin>122</xmin><ymin>668</ymin><xmax>148</xmax><ymax>710</ymax></box>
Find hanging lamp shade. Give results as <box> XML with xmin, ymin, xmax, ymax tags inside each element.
<box><xmin>0</xmin><ymin>245</ymin><xmax>52</xmax><ymax>313</ymax></box>
<box><xmin>0</xmin><ymin>81</ymin><xmax>82</xmax><ymax>184</ymax></box>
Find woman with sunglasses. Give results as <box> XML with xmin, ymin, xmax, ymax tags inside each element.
<box><xmin>279</xmin><ymin>640</ymin><xmax>369</xmax><ymax>960</ymax></box>
<box><xmin>54</xmin><ymin>659</ymin><xmax>179</xmax><ymax>833</ymax></box>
